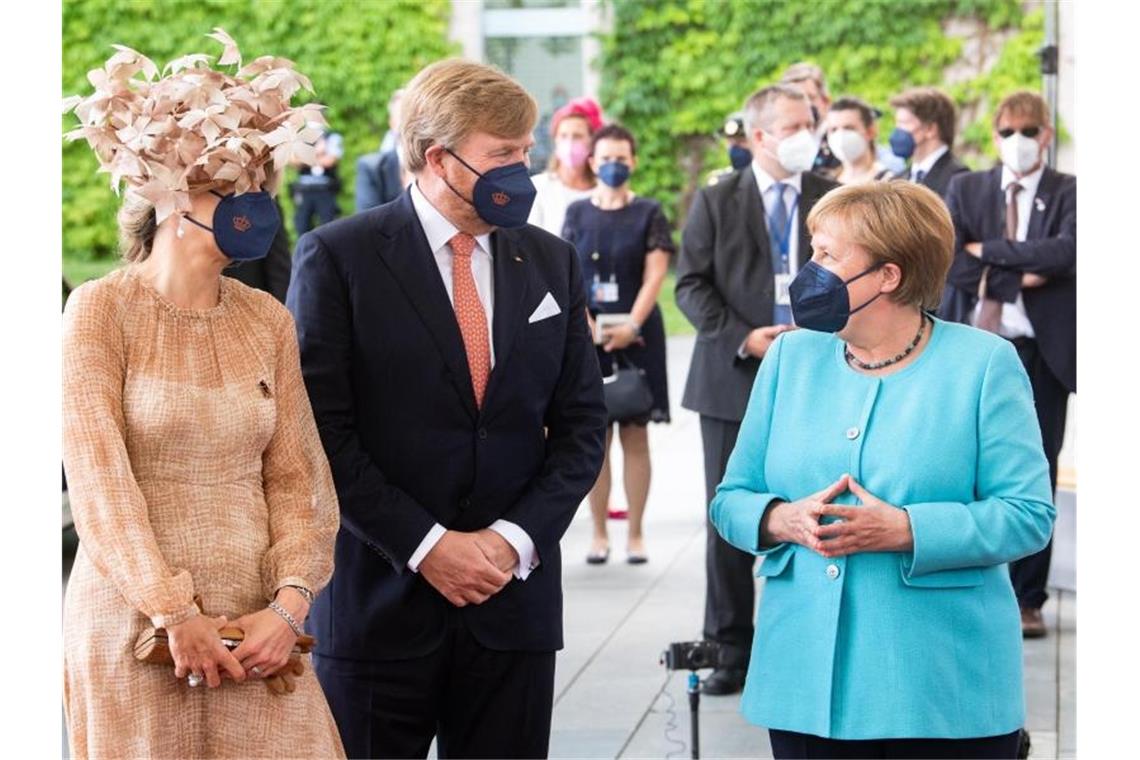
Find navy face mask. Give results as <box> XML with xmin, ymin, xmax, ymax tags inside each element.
<box><xmin>789</xmin><ymin>260</ymin><xmax>885</xmax><ymax>333</ymax></box>
<box><xmin>728</xmin><ymin>144</ymin><xmax>752</xmax><ymax>170</ymax></box>
<box><xmin>183</xmin><ymin>190</ymin><xmax>280</xmax><ymax>261</ymax></box>
<box><xmin>597</xmin><ymin>161</ymin><xmax>631</xmax><ymax>188</ymax></box>
<box><xmin>888</xmin><ymin>127</ymin><xmax>916</xmax><ymax>159</ymax></box>
<box><xmin>443</xmin><ymin>148</ymin><xmax>536</xmax><ymax>228</ymax></box>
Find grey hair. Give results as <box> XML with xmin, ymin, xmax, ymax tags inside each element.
<box><xmin>743</xmin><ymin>84</ymin><xmax>809</xmax><ymax>134</ymax></box>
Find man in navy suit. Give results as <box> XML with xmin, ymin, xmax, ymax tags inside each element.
<box><xmin>286</xmin><ymin>59</ymin><xmax>606</xmax><ymax>759</ymax></box>
<box><xmin>939</xmin><ymin>90</ymin><xmax>1075</xmax><ymax>639</ymax></box>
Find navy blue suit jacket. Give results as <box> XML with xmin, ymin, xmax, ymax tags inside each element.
<box><xmin>286</xmin><ymin>191</ymin><xmax>606</xmax><ymax>660</ymax></box>
<box><xmin>939</xmin><ymin>165</ymin><xmax>1076</xmax><ymax>393</ymax></box>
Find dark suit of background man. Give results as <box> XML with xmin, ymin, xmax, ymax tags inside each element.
<box><xmin>676</xmin><ymin>84</ymin><xmax>839</xmax><ymax>697</ymax></box>
<box><xmin>939</xmin><ymin>90</ymin><xmax>1075</xmax><ymax>639</ymax></box>
<box><xmin>356</xmin><ymin>87</ymin><xmax>407</xmax><ymax>212</ymax></box>
<box><xmin>287</xmin><ymin>59</ymin><xmax>606</xmax><ymax>759</ymax></box>
<box><xmin>887</xmin><ymin>87</ymin><xmax>972</xmax><ymax>324</ymax></box>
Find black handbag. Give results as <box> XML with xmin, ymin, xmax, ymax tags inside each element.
<box><xmin>603</xmin><ymin>352</ymin><xmax>654</xmax><ymax>422</ymax></box>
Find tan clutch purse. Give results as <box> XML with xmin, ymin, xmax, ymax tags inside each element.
<box><xmin>134</xmin><ymin>597</ymin><xmax>316</xmax><ymax>695</ymax></box>
<box><xmin>133</xmin><ymin>625</ymin><xmax>315</xmax><ymax>663</ymax></box>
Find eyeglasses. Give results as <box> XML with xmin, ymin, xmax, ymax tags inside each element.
<box><xmin>997</xmin><ymin>126</ymin><xmax>1041</xmax><ymax>139</ymax></box>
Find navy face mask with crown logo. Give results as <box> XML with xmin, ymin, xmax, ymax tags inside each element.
<box><xmin>443</xmin><ymin>148</ymin><xmax>537</xmax><ymax>228</ymax></box>
<box><xmin>183</xmin><ymin>190</ymin><xmax>281</xmax><ymax>261</ymax></box>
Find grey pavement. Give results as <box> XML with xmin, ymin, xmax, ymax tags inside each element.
<box><xmin>548</xmin><ymin>335</ymin><xmax>1076</xmax><ymax>759</ymax></box>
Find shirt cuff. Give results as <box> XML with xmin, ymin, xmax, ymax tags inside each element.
<box><xmin>737</xmin><ymin>339</ymin><xmax>750</xmax><ymax>359</ymax></box>
<box><xmin>407</xmin><ymin>523</ymin><xmax>447</xmax><ymax>573</ymax></box>
<box><xmin>489</xmin><ymin>520</ymin><xmax>540</xmax><ymax>580</ymax></box>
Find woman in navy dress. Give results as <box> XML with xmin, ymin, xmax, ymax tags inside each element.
<box><xmin>562</xmin><ymin>124</ymin><xmax>674</xmax><ymax>565</ymax></box>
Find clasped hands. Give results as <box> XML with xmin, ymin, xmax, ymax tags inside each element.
<box><xmin>418</xmin><ymin>529</ymin><xmax>519</xmax><ymax>607</ymax></box>
<box><xmin>168</xmin><ymin>586</ymin><xmax>310</xmax><ymax>691</ymax></box>
<box><xmin>761</xmin><ymin>474</ymin><xmax>913</xmax><ymax>559</ymax></box>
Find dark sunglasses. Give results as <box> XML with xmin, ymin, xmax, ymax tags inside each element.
<box><xmin>997</xmin><ymin>126</ymin><xmax>1041</xmax><ymax>139</ymax></box>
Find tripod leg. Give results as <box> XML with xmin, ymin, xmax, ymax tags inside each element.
<box><xmin>688</xmin><ymin>672</ymin><xmax>700</xmax><ymax>759</ymax></box>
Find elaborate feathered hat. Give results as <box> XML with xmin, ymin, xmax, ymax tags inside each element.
<box><xmin>64</xmin><ymin>28</ymin><xmax>326</xmax><ymax>226</ymax></box>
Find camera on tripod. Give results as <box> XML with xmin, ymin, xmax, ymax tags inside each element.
<box><xmin>660</xmin><ymin>640</ymin><xmax>721</xmax><ymax>671</ymax></box>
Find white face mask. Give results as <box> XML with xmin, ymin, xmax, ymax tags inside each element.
<box><xmin>772</xmin><ymin>128</ymin><xmax>818</xmax><ymax>174</ymax></box>
<box><xmin>828</xmin><ymin>128</ymin><xmax>869</xmax><ymax>165</ymax></box>
<box><xmin>999</xmin><ymin>133</ymin><xmax>1042</xmax><ymax>175</ymax></box>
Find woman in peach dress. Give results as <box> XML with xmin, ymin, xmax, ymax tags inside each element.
<box><xmin>62</xmin><ymin>32</ymin><xmax>345</xmax><ymax>758</ymax></box>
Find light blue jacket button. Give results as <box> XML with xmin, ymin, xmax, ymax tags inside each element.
<box><xmin>826</xmin><ymin>564</ymin><xmax>840</xmax><ymax>580</ymax></box>
<box><xmin>846</xmin><ymin>427</ymin><xmax>860</xmax><ymax>440</ymax></box>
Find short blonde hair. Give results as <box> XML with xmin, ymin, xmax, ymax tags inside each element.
<box><xmin>993</xmin><ymin>90</ymin><xmax>1048</xmax><ymax>130</ymax></box>
<box><xmin>781</xmin><ymin>62</ymin><xmax>829</xmax><ymax>99</ymax></box>
<box><xmin>806</xmin><ymin>182</ymin><xmax>954</xmax><ymax>310</ymax></box>
<box><xmin>400</xmin><ymin>59</ymin><xmax>538</xmax><ymax>173</ymax></box>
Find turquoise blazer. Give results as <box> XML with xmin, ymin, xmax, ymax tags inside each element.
<box><xmin>710</xmin><ymin>318</ymin><xmax>1054</xmax><ymax>740</ymax></box>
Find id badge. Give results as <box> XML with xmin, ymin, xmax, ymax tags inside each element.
<box><xmin>774</xmin><ymin>273</ymin><xmax>792</xmax><ymax>306</ymax></box>
<box><xmin>594</xmin><ymin>281</ymin><xmax>620</xmax><ymax>304</ymax></box>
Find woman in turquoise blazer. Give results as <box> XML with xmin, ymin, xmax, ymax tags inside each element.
<box><xmin>710</xmin><ymin>181</ymin><xmax>1054</xmax><ymax>759</ymax></box>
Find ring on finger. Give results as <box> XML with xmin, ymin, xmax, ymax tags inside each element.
<box><xmin>187</xmin><ymin>673</ymin><xmax>204</xmax><ymax>688</ymax></box>
<box><xmin>250</xmin><ymin>665</ymin><xmax>263</xmax><ymax>677</ymax></box>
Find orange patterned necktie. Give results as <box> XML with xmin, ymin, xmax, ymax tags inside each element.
<box><xmin>449</xmin><ymin>232</ymin><xmax>491</xmax><ymax>408</ymax></box>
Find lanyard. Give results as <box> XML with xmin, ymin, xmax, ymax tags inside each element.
<box><xmin>766</xmin><ymin>191</ymin><xmax>799</xmax><ymax>266</ymax></box>
<box><xmin>591</xmin><ymin>223</ymin><xmax>618</xmax><ymax>283</ymax></box>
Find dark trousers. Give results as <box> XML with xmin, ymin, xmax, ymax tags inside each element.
<box><xmin>293</xmin><ymin>187</ymin><xmax>340</xmax><ymax>236</ymax></box>
<box><xmin>769</xmin><ymin>728</ymin><xmax>1022</xmax><ymax>759</ymax></box>
<box><xmin>700</xmin><ymin>415</ymin><xmax>754</xmax><ymax>669</ymax></box>
<box><xmin>314</xmin><ymin>611</ymin><xmax>556</xmax><ymax>759</ymax></box>
<box><xmin>1008</xmin><ymin>337</ymin><xmax>1070</xmax><ymax>610</ymax></box>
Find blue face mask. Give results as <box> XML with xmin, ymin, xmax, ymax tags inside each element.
<box><xmin>596</xmin><ymin>161</ymin><xmax>631</xmax><ymax>188</ymax></box>
<box><xmin>888</xmin><ymin>127</ymin><xmax>916</xmax><ymax>159</ymax></box>
<box><xmin>728</xmin><ymin>144</ymin><xmax>752</xmax><ymax>170</ymax></box>
<box><xmin>444</xmin><ymin>149</ymin><xmax>537</xmax><ymax>228</ymax></box>
<box><xmin>789</xmin><ymin>260</ymin><xmax>885</xmax><ymax>333</ymax></box>
<box><xmin>183</xmin><ymin>190</ymin><xmax>280</xmax><ymax>261</ymax></box>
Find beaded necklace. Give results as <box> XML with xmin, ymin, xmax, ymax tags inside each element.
<box><xmin>845</xmin><ymin>314</ymin><xmax>930</xmax><ymax>371</ymax></box>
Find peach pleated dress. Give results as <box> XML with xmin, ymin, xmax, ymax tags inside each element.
<box><xmin>62</xmin><ymin>268</ymin><xmax>345</xmax><ymax>759</ymax></box>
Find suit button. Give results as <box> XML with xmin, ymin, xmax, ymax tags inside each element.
<box><xmin>826</xmin><ymin>564</ymin><xmax>840</xmax><ymax>580</ymax></box>
<box><xmin>478</xmin><ymin>428</ymin><xmax>488</xmax><ymax>440</ymax></box>
<box><xmin>460</xmin><ymin>497</ymin><xmax>471</xmax><ymax>509</ymax></box>
<box><xmin>846</xmin><ymin>427</ymin><xmax>860</xmax><ymax>440</ymax></box>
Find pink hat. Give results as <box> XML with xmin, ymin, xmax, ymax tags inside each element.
<box><xmin>551</xmin><ymin>97</ymin><xmax>604</xmax><ymax>135</ymax></box>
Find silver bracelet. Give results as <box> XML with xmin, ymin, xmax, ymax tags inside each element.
<box><xmin>283</xmin><ymin>584</ymin><xmax>314</xmax><ymax>604</ymax></box>
<box><xmin>268</xmin><ymin>600</ymin><xmax>303</xmax><ymax>637</ymax></box>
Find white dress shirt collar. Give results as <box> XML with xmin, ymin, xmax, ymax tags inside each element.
<box><xmin>911</xmin><ymin>144</ymin><xmax>949</xmax><ymax>178</ymax></box>
<box><xmin>751</xmin><ymin>162</ymin><xmax>802</xmax><ymax>197</ymax></box>
<box><xmin>409</xmin><ymin>180</ymin><xmax>492</xmax><ymax>256</ymax></box>
<box><xmin>1001</xmin><ymin>163</ymin><xmax>1045</xmax><ymax>197</ymax></box>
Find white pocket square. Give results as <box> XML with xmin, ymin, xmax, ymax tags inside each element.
<box><xmin>528</xmin><ymin>292</ymin><xmax>562</xmax><ymax>324</ymax></box>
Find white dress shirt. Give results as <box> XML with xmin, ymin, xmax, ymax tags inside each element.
<box><xmin>909</xmin><ymin>144</ymin><xmax>949</xmax><ymax>181</ymax></box>
<box><xmin>752</xmin><ymin>163</ymin><xmax>803</xmax><ymax>275</ymax></box>
<box><xmin>971</xmin><ymin>165</ymin><xmax>1042</xmax><ymax>339</ymax></box>
<box><xmin>405</xmin><ymin>182</ymin><xmax>539</xmax><ymax>580</ymax></box>
<box><xmin>527</xmin><ymin>172</ymin><xmax>595</xmax><ymax>239</ymax></box>
<box><xmin>737</xmin><ymin>164</ymin><xmax>803</xmax><ymax>357</ymax></box>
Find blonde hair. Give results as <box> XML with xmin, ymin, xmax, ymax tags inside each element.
<box><xmin>781</xmin><ymin>62</ymin><xmax>829</xmax><ymax>99</ymax></box>
<box><xmin>993</xmin><ymin>90</ymin><xmax>1049</xmax><ymax>130</ymax></box>
<box><xmin>806</xmin><ymin>182</ymin><xmax>954</xmax><ymax>309</ymax></box>
<box><xmin>118</xmin><ymin>194</ymin><xmax>157</xmax><ymax>263</ymax></box>
<box><xmin>400</xmin><ymin>59</ymin><xmax>538</xmax><ymax>173</ymax></box>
